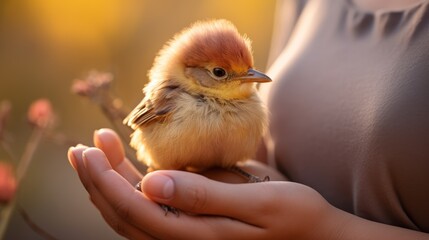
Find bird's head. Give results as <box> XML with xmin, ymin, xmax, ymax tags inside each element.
<box><xmin>149</xmin><ymin>19</ymin><xmax>271</xmax><ymax>99</ymax></box>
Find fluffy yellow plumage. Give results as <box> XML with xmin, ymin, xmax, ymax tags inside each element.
<box><xmin>124</xmin><ymin>19</ymin><xmax>271</xmax><ymax>174</ymax></box>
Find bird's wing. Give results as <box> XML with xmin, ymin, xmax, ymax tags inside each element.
<box><xmin>123</xmin><ymin>84</ymin><xmax>180</xmax><ymax>129</ymax></box>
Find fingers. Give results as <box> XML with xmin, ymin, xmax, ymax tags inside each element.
<box><xmin>141</xmin><ymin>170</ymin><xmax>279</xmax><ymax>226</ymax></box>
<box><xmin>68</xmin><ymin>146</ymin><xmax>153</xmax><ymax>239</ymax></box>
<box><xmin>93</xmin><ymin>128</ymin><xmax>125</xmax><ymax>168</ymax></box>
<box><xmin>67</xmin><ymin>129</ymin><xmax>274</xmax><ymax>238</ymax></box>
<box><xmin>82</xmin><ymin>148</ymin><xmax>264</xmax><ymax>239</ymax></box>
<box><xmin>82</xmin><ymin>148</ymin><xmax>171</xmax><ymax>236</ymax></box>
<box><xmin>93</xmin><ymin>128</ymin><xmax>142</xmax><ymax>184</ymax></box>
<box><xmin>68</xmin><ymin>146</ymin><xmax>92</xmax><ymax>190</ymax></box>
<box><xmin>67</xmin><ymin>128</ymin><xmax>142</xmax><ymax>185</ymax></box>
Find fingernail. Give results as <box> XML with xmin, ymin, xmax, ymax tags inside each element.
<box><xmin>94</xmin><ymin>128</ymin><xmax>107</xmax><ymax>138</ymax></box>
<box><xmin>142</xmin><ymin>173</ymin><xmax>174</xmax><ymax>200</ymax></box>
<box><xmin>94</xmin><ymin>129</ymin><xmax>107</xmax><ymax>142</ymax></box>
<box><xmin>82</xmin><ymin>148</ymin><xmax>111</xmax><ymax>172</ymax></box>
<box><xmin>95</xmin><ymin>128</ymin><xmax>114</xmax><ymax>137</ymax></box>
<box><xmin>67</xmin><ymin>147</ymin><xmax>77</xmax><ymax>169</ymax></box>
<box><xmin>93</xmin><ymin>128</ymin><xmax>115</xmax><ymax>146</ymax></box>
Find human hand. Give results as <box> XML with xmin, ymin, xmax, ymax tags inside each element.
<box><xmin>68</xmin><ymin>128</ymin><xmax>346</xmax><ymax>239</ymax></box>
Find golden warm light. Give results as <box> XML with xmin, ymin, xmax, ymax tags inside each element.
<box><xmin>24</xmin><ymin>0</ymin><xmax>140</xmax><ymax>48</ymax></box>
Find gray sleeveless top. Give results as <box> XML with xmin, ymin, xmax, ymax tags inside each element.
<box><xmin>261</xmin><ymin>0</ymin><xmax>429</xmax><ymax>232</ymax></box>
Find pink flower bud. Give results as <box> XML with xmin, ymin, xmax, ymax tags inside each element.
<box><xmin>27</xmin><ymin>99</ymin><xmax>55</xmax><ymax>128</ymax></box>
<box><xmin>0</xmin><ymin>162</ymin><xmax>16</xmax><ymax>204</ymax></box>
<box><xmin>71</xmin><ymin>70</ymin><xmax>113</xmax><ymax>98</ymax></box>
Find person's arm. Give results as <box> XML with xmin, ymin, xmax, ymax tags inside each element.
<box><xmin>67</xmin><ymin>129</ymin><xmax>429</xmax><ymax>239</ymax></box>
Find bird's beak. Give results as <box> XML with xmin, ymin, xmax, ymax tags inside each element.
<box><xmin>235</xmin><ymin>69</ymin><xmax>272</xmax><ymax>83</ymax></box>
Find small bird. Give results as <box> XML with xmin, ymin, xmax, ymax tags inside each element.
<box><xmin>124</xmin><ymin>19</ymin><xmax>271</xmax><ymax>182</ymax></box>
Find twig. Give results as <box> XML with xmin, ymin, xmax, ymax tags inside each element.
<box><xmin>1</xmin><ymin>141</ymin><xmax>17</xmax><ymax>163</ymax></box>
<box><xmin>18</xmin><ymin>206</ymin><xmax>58</xmax><ymax>240</ymax></box>
<box><xmin>0</xmin><ymin>101</ymin><xmax>11</xmax><ymax>141</ymax></box>
<box><xmin>0</xmin><ymin>127</ymin><xmax>45</xmax><ymax>239</ymax></box>
<box><xmin>0</xmin><ymin>99</ymin><xmax>61</xmax><ymax>239</ymax></box>
<box><xmin>97</xmin><ymin>94</ymin><xmax>139</xmax><ymax>164</ymax></box>
<box><xmin>0</xmin><ymin>199</ymin><xmax>16</xmax><ymax>238</ymax></box>
<box><xmin>16</xmin><ymin>128</ymin><xmax>44</xmax><ymax>184</ymax></box>
<box><xmin>0</xmin><ymin>100</ymin><xmax>17</xmax><ymax>162</ymax></box>
<box><xmin>71</xmin><ymin>70</ymin><xmax>140</xmax><ymax>165</ymax></box>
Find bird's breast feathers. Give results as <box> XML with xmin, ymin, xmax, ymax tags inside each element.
<box><xmin>130</xmin><ymin>90</ymin><xmax>268</xmax><ymax>170</ymax></box>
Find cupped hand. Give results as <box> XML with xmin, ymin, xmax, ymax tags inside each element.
<box><xmin>67</xmin><ymin>128</ymin><xmax>342</xmax><ymax>240</ymax></box>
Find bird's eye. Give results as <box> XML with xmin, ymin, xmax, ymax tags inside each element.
<box><xmin>212</xmin><ymin>67</ymin><xmax>227</xmax><ymax>79</ymax></box>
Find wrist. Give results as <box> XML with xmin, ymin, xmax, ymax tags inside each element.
<box><xmin>307</xmin><ymin>205</ymin><xmax>352</xmax><ymax>240</ymax></box>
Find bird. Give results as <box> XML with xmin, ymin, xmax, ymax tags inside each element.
<box><xmin>124</xmin><ymin>19</ymin><xmax>271</xmax><ymax>183</ymax></box>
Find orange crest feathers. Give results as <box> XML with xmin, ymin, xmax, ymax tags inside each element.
<box><xmin>154</xmin><ymin>19</ymin><xmax>254</xmax><ymax>75</ymax></box>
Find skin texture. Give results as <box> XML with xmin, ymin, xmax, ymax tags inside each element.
<box><xmin>68</xmin><ymin>129</ymin><xmax>429</xmax><ymax>239</ymax></box>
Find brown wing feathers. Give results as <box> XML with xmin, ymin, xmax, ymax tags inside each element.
<box><xmin>123</xmin><ymin>84</ymin><xmax>180</xmax><ymax>129</ymax></box>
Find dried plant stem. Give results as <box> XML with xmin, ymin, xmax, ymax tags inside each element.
<box><xmin>71</xmin><ymin>70</ymin><xmax>141</xmax><ymax>167</ymax></box>
<box><xmin>16</xmin><ymin>128</ymin><xmax>44</xmax><ymax>184</ymax></box>
<box><xmin>0</xmin><ymin>200</ymin><xmax>15</xmax><ymax>239</ymax></box>
<box><xmin>0</xmin><ymin>127</ymin><xmax>44</xmax><ymax>239</ymax></box>
<box><xmin>18</xmin><ymin>206</ymin><xmax>58</xmax><ymax>240</ymax></box>
<box><xmin>99</xmin><ymin>93</ymin><xmax>132</xmax><ymax>143</ymax></box>
<box><xmin>1</xmin><ymin>141</ymin><xmax>17</xmax><ymax>163</ymax></box>
<box><xmin>97</xmin><ymin>92</ymin><xmax>140</xmax><ymax>165</ymax></box>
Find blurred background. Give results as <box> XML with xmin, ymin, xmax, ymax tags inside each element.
<box><xmin>0</xmin><ymin>0</ymin><xmax>276</xmax><ymax>239</ymax></box>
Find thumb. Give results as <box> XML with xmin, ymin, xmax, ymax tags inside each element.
<box><xmin>141</xmin><ymin>170</ymin><xmax>274</xmax><ymax>223</ymax></box>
